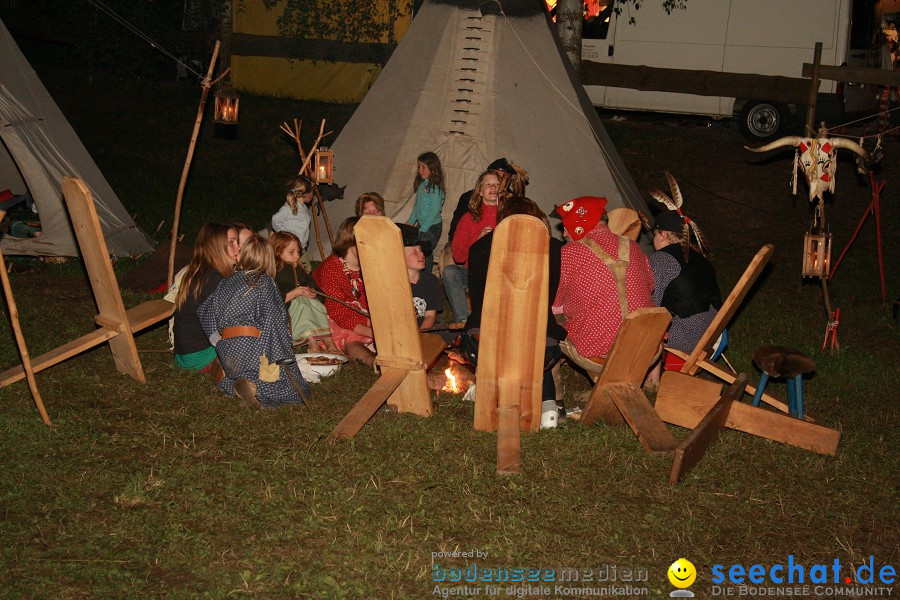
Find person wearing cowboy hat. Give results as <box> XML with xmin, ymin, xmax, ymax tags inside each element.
<box><xmin>552</xmin><ymin>196</ymin><xmax>654</xmax><ymax>375</ymax></box>
<box><xmin>650</xmin><ymin>209</ymin><xmax>722</xmax><ymax>359</ymax></box>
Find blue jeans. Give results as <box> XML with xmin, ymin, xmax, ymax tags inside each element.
<box><xmin>418</xmin><ymin>223</ymin><xmax>442</xmax><ymax>273</ymax></box>
<box><xmin>442</xmin><ymin>264</ymin><xmax>469</xmax><ymax>321</ymax></box>
<box><xmin>462</xmin><ymin>333</ymin><xmax>561</xmax><ymax>401</ymax></box>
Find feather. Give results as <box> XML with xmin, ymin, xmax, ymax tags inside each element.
<box><xmin>665</xmin><ymin>172</ymin><xmax>684</xmax><ymax>209</ymax></box>
<box><xmin>681</xmin><ymin>223</ymin><xmax>691</xmax><ymax>262</ymax></box>
<box><xmin>689</xmin><ymin>220</ymin><xmax>711</xmax><ymax>257</ymax></box>
<box><xmin>649</xmin><ymin>188</ymin><xmax>679</xmax><ymax>213</ymax></box>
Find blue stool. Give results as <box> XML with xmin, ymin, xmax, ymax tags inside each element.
<box><xmin>750</xmin><ymin>346</ymin><xmax>816</xmax><ymax>418</ymax></box>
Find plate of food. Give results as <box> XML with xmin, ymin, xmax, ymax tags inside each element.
<box><xmin>295</xmin><ymin>353</ymin><xmax>348</xmax><ymax>377</ymax></box>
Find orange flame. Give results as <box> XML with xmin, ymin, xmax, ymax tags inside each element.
<box><xmin>442</xmin><ymin>367</ymin><xmax>462</xmax><ymax>393</ymax></box>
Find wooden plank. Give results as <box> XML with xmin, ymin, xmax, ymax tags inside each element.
<box><xmin>126</xmin><ymin>299</ymin><xmax>174</xmax><ymax>332</ymax></box>
<box><xmin>474</xmin><ymin>216</ymin><xmax>549</xmax><ymax>433</ymax></box>
<box><xmin>0</xmin><ymin>328</ymin><xmax>118</xmax><ymax>387</ymax></box>
<box><xmin>606</xmin><ymin>208</ymin><xmax>641</xmax><ymax>241</ymax></box>
<box><xmin>62</xmin><ymin>177</ymin><xmax>145</xmax><ymax>384</ymax></box>
<box><xmin>802</xmin><ymin>62</ymin><xmax>900</xmax><ymax>87</ymax></box>
<box><xmin>602</xmin><ymin>381</ymin><xmax>676</xmax><ymax>455</ymax></box>
<box><xmin>667</xmin><ymin>347</ymin><xmax>791</xmax><ymax>414</ymax></box>
<box><xmin>496</xmin><ymin>378</ymin><xmax>521</xmax><ymax>475</ymax></box>
<box><xmin>669</xmin><ymin>374</ymin><xmax>747</xmax><ymax>484</ymax></box>
<box><xmin>419</xmin><ymin>333</ymin><xmax>446</xmax><ymax>368</ymax></box>
<box><xmin>656</xmin><ymin>372</ymin><xmax>840</xmax><ymax>456</ymax></box>
<box><xmin>581</xmin><ymin>61</ymin><xmax>810</xmax><ymax>105</ymax></box>
<box><xmin>581</xmin><ymin>307</ymin><xmax>671</xmax><ymax>427</ymax></box>
<box><xmin>682</xmin><ymin>245</ymin><xmax>773</xmax><ymax>376</ymax></box>
<box><xmin>328</xmin><ymin>367</ymin><xmax>407</xmax><ymax>441</ymax></box>
<box><xmin>355</xmin><ymin>217</ymin><xmax>432</xmax><ymax>417</ymax></box>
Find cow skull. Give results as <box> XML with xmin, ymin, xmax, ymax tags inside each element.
<box><xmin>746</xmin><ymin>135</ymin><xmax>869</xmax><ymax>204</ymax></box>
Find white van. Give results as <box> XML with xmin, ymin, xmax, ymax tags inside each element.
<box><xmin>579</xmin><ymin>0</ymin><xmax>852</xmax><ymax>141</ymax></box>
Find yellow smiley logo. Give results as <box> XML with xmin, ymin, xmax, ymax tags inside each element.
<box><xmin>667</xmin><ymin>558</ymin><xmax>697</xmax><ymax>588</ymax></box>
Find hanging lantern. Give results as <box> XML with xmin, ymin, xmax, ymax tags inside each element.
<box><xmin>802</xmin><ymin>231</ymin><xmax>832</xmax><ymax>278</ymax></box>
<box><xmin>214</xmin><ymin>84</ymin><xmax>240</xmax><ymax>125</ymax></box>
<box><xmin>315</xmin><ymin>148</ymin><xmax>334</xmax><ymax>184</ymax></box>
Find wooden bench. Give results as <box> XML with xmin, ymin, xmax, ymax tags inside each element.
<box><xmin>0</xmin><ymin>177</ymin><xmax>173</xmax><ymax>390</ymax></box>
<box><xmin>329</xmin><ymin>217</ymin><xmax>446</xmax><ymax>440</ymax></box>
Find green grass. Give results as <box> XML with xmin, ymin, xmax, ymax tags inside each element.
<box><xmin>0</xmin><ymin>68</ymin><xmax>897</xmax><ymax>598</ymax></box>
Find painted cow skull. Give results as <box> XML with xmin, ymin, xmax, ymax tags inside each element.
<box><xmin>746</xmin><ymin>136</ymin><xmax>869</xmax><ymax>204</ymax></box>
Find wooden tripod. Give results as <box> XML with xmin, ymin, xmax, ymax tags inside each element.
<box><xmin>279</xmin><ymin>118</ymin><xmax>335</xmax><ymax>259</ymax></box>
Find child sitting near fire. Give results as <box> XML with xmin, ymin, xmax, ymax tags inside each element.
<box><xmin>270</xmin><ymin>231</ymin><xmax>339</xmax><ymax>353</ymax></box>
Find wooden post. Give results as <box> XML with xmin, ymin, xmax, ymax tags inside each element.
<box><xmin>805</xmin><ymin>42</ymin><xmax>823</xmax><ymax>136</ymax></box>
<box><xmin>168</xmin><ymin>41</ymin><xmax>221</xmax><ymax>288</ymax></box>
<box><xmin>0</xmin><ymin>211</ymin><xmax>51</xmax><ymax>425</ymax></box>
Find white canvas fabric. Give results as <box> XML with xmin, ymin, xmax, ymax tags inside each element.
<box><xmin>315</xmin><ymin>0</ymin><xmax>647</xmax><ymax>260</ymax></box>
<box><xmin>0</xmin><ymin>18</ymin><xmax>154</xmax><ymax>257</ymax></box>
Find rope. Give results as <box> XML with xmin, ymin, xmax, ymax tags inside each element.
<box><xmin>85</xmin><ymin>0</ymin><xmax>206</xmax><ymax>81</ymax></box>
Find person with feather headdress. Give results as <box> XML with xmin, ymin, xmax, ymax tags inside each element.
<box><xmin>648</xmin><ymin>174</ymin><xmax>722</xmax><ymax>357</ymax></box>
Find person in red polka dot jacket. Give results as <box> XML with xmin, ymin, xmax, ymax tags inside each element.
<box><xmin>552</xmin><ymin>196</ymin><xmax>654</xmax><ymax>374</ymax></box>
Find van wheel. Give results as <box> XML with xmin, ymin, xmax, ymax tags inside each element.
<box><xmin>739</xmin><ymin>101</ymin><xmax>790</xmax><ymax>142</ymax></box>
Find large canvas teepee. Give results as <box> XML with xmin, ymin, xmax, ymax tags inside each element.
<box><xmin>314</xmin><ymin>0</ymin><xmax>646</xmax><ymax>260</ymax></box>
<box><xmin>0</xmin><ymin>18</ymin><xmax>154</xmax><ymax>257</ymax></box>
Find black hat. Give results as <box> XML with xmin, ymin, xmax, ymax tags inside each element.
<box><xmin>396</xmin><ymin>223</ymin><xmax>433</xmax><ymax>257</ymax></box>
<box><xmin>486</xmin><ymin>157</ymin><xmax>516</xmax><ymax>175</ymax></box>
<box><xmin>654</xmin><ymin>210</ymin><xmax>686</xmax><ymax>233</ymax></box>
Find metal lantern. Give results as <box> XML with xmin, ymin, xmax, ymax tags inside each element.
<box><xmin>315</xmin><ymin>148</ymin><xmax>334</xmax><ymax>184</ymax></box>
<box><xmin>214</xmin><ymin>84</ymin><xmax>240</xmax><ymax>125</ymax></box>
<box><xmin>802</xmin><ymin>231</ymin><xmax>832</xmax><ymax>278</ymax></box>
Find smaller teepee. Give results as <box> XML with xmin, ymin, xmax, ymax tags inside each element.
<box><xmin>0</xmin><ymin>18</ymin><xmax>154</xmax><ymax>257</ymax></box>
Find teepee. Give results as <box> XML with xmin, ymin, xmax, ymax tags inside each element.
<box><xmin>0</xmin><ymin>18</ymin><xmax>154</xmax><ymax>257</ymax></box>
<box><xmin>313</xmin><ymin>0</ymin><xmax>646</xmax><ymax>260</ymax></box>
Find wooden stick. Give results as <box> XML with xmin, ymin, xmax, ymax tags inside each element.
<box><xmin>297</xmin><ymin>119</ymin><xmax>326</xmax><ymax>179</ymax></box>
<box><xmin>314</xmin><ymin>185</ymin><xmax>335</xmax><ymax>245</ymax></box>
<box><xmin>0</xmin><ymin>211</ymin><xmax>50</xmax><ymax>425</ymax></box>
<box><xmin>312</xmin><ymin>290</ymin><xmax>369</xmax><ymax>316</ymax></box>
<box><xmin>167</xmin><ymin>41</ymin><xmax>221</xmax><ymax>288</ymax></box>
<box><xmin>422</xmin><ymin>322</ymin><xmax>466</xmax><ymax>333</ymax></box>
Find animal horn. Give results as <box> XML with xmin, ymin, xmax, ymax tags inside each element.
<box><xmin>745</xmin><ymin>136</ymin><xmax>804</xmax><ymax>153</ymax></box>
<box><xmin>830</xmin><ymin>137</ymin><xmax>870</xmax><ymax>160</ymax></box>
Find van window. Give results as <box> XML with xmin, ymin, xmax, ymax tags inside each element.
<box><xmin>583</xmin><ymin>2</ymin><xmax>613</xmax><ymax>40</ymax></box>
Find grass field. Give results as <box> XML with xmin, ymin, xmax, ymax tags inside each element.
<box><xmin>0</xmin><ymin>68</ymin><xmax>897</xmax><ymax>598</ymax></box>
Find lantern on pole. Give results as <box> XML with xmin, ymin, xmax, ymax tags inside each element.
<box><xmin>315</xmin><ymin>147</ymin><xmax>334</xmax><ymax>184</ymax></box>
<box><xmin>214</xmin><ymin>84</ymin><xmax>240</xmax><ymax>125</ymax></box>
<box><xmin>802</xmin><ymin>228</ymin><xmax>831</xmax><ymax>278</ymax></box>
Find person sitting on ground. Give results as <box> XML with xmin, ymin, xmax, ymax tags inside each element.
<box><xmin>552</xmin><ymin>196</ymin><xmax>654</xmax><ymax>376</ymax></box>
<box><xmin>232</xmin><ymin>221</ymin><xmax>254</xmax><ymax>249</ymax></box>
<box><xmin>396</xmin><ymin>223</ymin><xmax>442</xmax><ymax>332</ymax></box>
<box><xmin>197</xmin><ymin>234</ymin><xmax>309</xmax><ymax>409</ymax></box>
<box><xmin>446</xmin><ymin>158</ymin><xmax>525</xmax><ymax>243</ymax></box>
<box><xmin>462</xmin><ymin>197</ymin><xmax>568</xmax><ymax>427</ymax></box>
<box><xmin>442</xmin><ymin>170</ymin><xmax>503</xmax><ymax>322</ymax></box>
<box><xmin>270</xmin><ymin>231</ymin><xmax>339</xmax><ymax>353</ymax></box>
<box><xmin>354</xmin><ymin>192</ymin><xmax>386</xmax><ymax>217</ymax></box>
<box><xmin>272</xmin><ymin>175</ymin><xmax>315</xmax><ymax>252</ymax></box>
<box><xmin>650</xmin><ymin>209</ymin><xmax>722</xmax><ymax>361</ymax></box>
<box><xmin>172</xmin><ymin>222</ymin><xmax>239</xmax><ymax>372</ymax></box>
<box><xmin>312</xmin><ymin>217</ymin><xmax>376</xmax><ymax>368</ymax></box>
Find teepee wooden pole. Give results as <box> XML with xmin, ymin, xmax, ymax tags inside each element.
<box><xmin>0</xmin><ymin>211</ymin><xmax>50</xmax><ymax>425</ymax></box>
<box><xmin>168</xmin><ymin>41</ymin><xmax>221</xmax><ymax>288</ymax></box>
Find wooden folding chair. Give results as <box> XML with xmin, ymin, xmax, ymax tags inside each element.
<box><xmin>471</xmin><ymin>216</ymin><xmax>549</xmax><ymax>473</ymax></box>
<box><xmin>656</xmin><ymin>370</ymin><xmax>840</xmax><ymax>456</ymax></box>
<box><xmin>329</xmin><ymin>217</ymin><xmax>446</xmax><ymax>440</ymax></box>
<box><xmin>664</xmin><ymin>244</ymin><xmax>790</xmax><ymax>413</ymax></box>
<box><xmin>0</xmin><ymin>177</ymin><xmax>174</xmax><ymax>390</ymax></box>
<box><xmin>580</xmin><ymin>307</ymin><xmax>677</xmax><ymax>455</ymax></box>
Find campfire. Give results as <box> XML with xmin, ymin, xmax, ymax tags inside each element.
<box><xmin>427</xmin><ymin>354</ymin><xmax>473</xmax><ymax>396</ymax></box>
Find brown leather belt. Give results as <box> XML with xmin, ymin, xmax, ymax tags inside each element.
<box><xmin>221</xmin><ymin>326</ymin><xmax>261</xmax><ymax>339</ymax></box>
